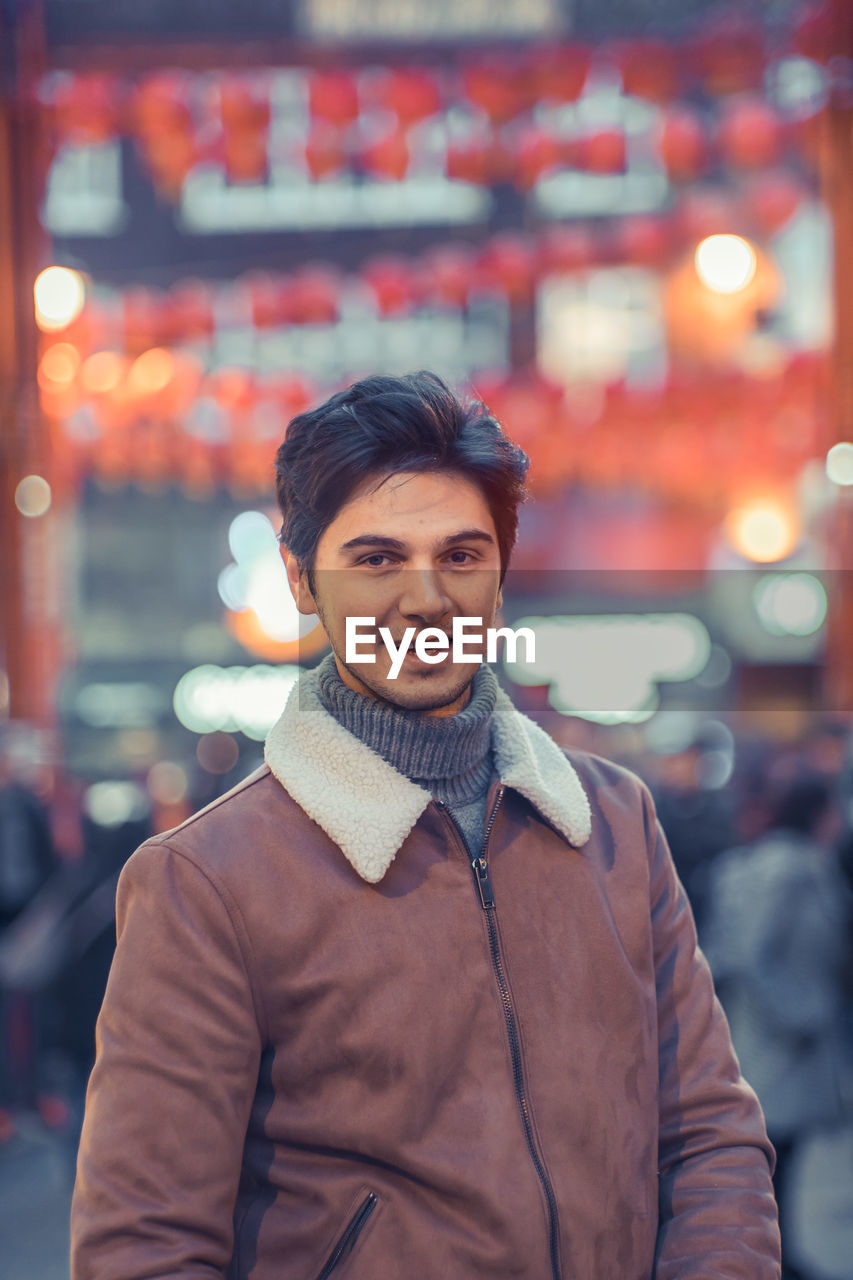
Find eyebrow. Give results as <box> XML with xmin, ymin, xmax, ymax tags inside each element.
<box><xmin>338</xmin><ymin>528</ymin><xmax>497</xmax><ymax>554</ymax></box>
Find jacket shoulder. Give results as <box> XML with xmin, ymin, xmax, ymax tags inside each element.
<box><xmin>137</xmin><ymin>765</ymin><xmax>300</xmax><ymax>878</ymax></box>
<box><xmin>562</xmin><ymin>747</ymin><xmax>653</xmax><ymax>806</ymax></box>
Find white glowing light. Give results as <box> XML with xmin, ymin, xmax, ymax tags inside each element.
<box><xmin>34</xmin><ymin>266</ymin><xmax>86</xmax><ymax>331</ymax></box>
<box><xmin>220</xmin><ymin>511</ymin><xmax>319</xmax><ymax>642</ymax></box>
<box><xmin>753</xmin><ymin>573</ymin><xmax>827</xmax><ymax>637</ymax></box>
<box><xmin>173</xmin><ymin>664</ymin><xmax>300</xmax><ymax>740</ymax></box>
<box><xmin>694</xmin><ymin>234</ymin><xmax>757</xmax><ymax>294</ymax></box>
<box><xmin>726</xmin><ymin>499</ymin><xmax>798</xmax><ymax>563</ymax></box>
<box><xmin>826</xmin><ymin>442</ymin><xmax>853</xmax><ymax>486</ymax></box>
<box><xmin>504</xmin><ymin>614</ymin><xmax>711</xmax><ymax>725</ymax></box>
<box><xmin>14</xmin><ymin>474</ymin><xmax>52</xmax><ymax>517</ymax></box>
<box><xmin>84</xmin><ymin>781</ymin><xmax>149</xmax><ymax>827</ymax></box>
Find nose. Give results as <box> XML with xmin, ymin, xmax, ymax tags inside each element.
<box><xmin>397</xmin><ymin>567</ymin><xmax>452</xmax><ymax>627</ymax></box>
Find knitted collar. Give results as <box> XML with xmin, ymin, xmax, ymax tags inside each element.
<box><xmin>316</xmin><ymin>653</ymin><xmax>496</xmax><ymax>790</ymax></box>
<box><xmin>264</xmin><ymin>666</ymin><xmax>592</xmax><ymax>884</ymax></box>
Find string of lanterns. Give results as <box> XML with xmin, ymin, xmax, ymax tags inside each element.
<box><xmin>36</xmin><ymin>6</ymin><xmax>836</xmax><ymax>196</ymax></box>
<box><xmin>38</xmin><ymin>326</ymin><xmax>828</xmax><ymax>508</ymax></box>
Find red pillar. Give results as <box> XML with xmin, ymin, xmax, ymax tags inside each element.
<box><xmin>0</xmin><ymin>2</ymin><xmax>52</xmax><ymax>723</ymax></box>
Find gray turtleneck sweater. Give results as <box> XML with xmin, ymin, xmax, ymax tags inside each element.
<box><xmin>316</xmin><ymin>653</ymin><xmax>497</xmax><ymax>856</ymax></box>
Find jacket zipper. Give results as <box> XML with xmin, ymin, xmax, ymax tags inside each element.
<box><xmin>316</xmin><ymin>1192</ymin><xmax>378</xmax><ymax>1280</ymax></box>
<box><xmin>439</xmin><ymin>792</ymin><xmax>563</xmax><ymax>1280</ymax></box>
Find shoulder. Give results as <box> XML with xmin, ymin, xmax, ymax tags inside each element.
<box><xmin>561</xmin><ymin>747</ymin><xmax>656</xmax><ymax>832</ymax></box>
<box><xmin>121</xmin><ymin>764</ymin><xmax>305</xmax><ymax>890</ymax></box>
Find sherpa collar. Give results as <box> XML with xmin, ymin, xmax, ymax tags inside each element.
<box><xmin>264</xmin><ymin>668</ymin><xmax>592</xmax><ymax>884</ymax></box>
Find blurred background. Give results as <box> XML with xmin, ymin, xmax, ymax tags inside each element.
<box><xmin>1</xmin><ymin>1</ymin><xmax>852</xmax><ymax>1277</ymax></box>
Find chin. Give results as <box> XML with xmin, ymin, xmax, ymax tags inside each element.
<box><xmin>353</xmin><ymin>663</ymin><xmax>476</xmax><ymax>714</ymax></box>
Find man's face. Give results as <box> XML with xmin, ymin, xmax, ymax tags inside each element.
<box><xmin>282</xmin><ymin>470</ymin><xmax>503</xmax><ymax>716</ymax></box>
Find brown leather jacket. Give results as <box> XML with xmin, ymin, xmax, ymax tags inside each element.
<box><xmin>70</xmin><ymin>675</ymin><xmax>780</xmax><ymax>1279</ymax></box>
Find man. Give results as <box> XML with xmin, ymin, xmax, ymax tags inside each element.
<box><xmin>71</xmin><ymin>371</ymin><xmax>780</xmax><ymax>1279</ymax></box>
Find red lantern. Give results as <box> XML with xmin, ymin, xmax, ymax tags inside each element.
<box><xmin>305</xmin><ymin>124</ymin><xmax>349</xmax><ymax>180</ymax></box>
<box><xmin>528</xmin><ymin>45</ymin><xmax>591</xmax><ymax>103</ymax></box>
<box><xmin>537</xmin><ymin>223</ymin><xmax>598</xmax><ymax>275</ymax></box>
<box><xmin>51</xmin><ymin>74</ymin><xmax>123</xmax><ymax>145</ymax></box>
<box><xmin>744</xmin><ymin>171</ymin><xmax>804</xmax><ymax>235</ymax></box>
<box><xmin>123</xmin><ymin>288</ymin><xmax>168</xmax><ymax>351</ymax></box>
<box><xmin>690</xmin><ymin>17</ymin><xmax>765</xmax><ymax>96</ymax></box>
<box><xmin>487</xmin><ymin>373</ymin><xmax>560</xmax><ymax>452</ymax></box>
<box><xmin>381</xmin><ymin>68</ymin><xmax>441</xmax><ymax>124</ymax></box>
<box><xmin>212</xmin><ymin>366</ymin><xmax>255</xmax><ymax>413</ymax></box>
<box><xmin>131</xmin><ymin>72</ymin><xmax>194</xmax><ymax>138</ymax></box>
<box><xmin>218</xmin><ymin>78</ymin><xmax>271</xmax><ymax>133</ymax></box>
<box><xmin>286</xmin><ymin>267</ymin><xmax>341</xmax><ymax>325</ymax></box>
<box><xmin>577</xmin><ymin>128</ymin><xmax>627</xmax><ymax>174</ymax></box>
<box><xmin>477</xmin><ymin>234</ymin><xmax>537</xmax><ymax>303</ymax></box>
<box><xmin>268</xmin><ymin>374</ymin><xmax>316</xmax><ymax>419</ymax></box>
<box><xmin>359</xmin><ymin>128</ymin><xmax>410</xmax><ymax>181</ymax></box>
<box><xmin>718</xmin><ymin>95</ymin><xmax>783</xmax><ymax>170</ymax></box>
<box><xmin>420</xmin><ymin>243</ymin><xmax>477</xmax><ymax>308</ymax></box>
<box><xmin>614</xmin><ymin>39</ymin><xmax>681</xmax><ymax>103</ymax></box>
<box><xmin>245</xmin><ymin>272</ymin><xmax>287</xmax><ymax>329</ymax></box>
<box><xmin>613</xmin><ymin>214</ymin><xmax>671</xmax><ymax>267</ymax></box>
<box><xmin>309</xmin><ymin>71</ymin><xmax>360</xmax><ymax>127</ymax></box>
<box><xmin>513</xmin><ymin>125</ymin><xmax>561</xmax><ymax>188</ymax></box>
<box><xmin>362</xmin><ymin>256</ymin><xmax>417</xmax><ymax>316</ymax></box>
<box><xmin>223</xmin><ymin>130</ymin><xmax>269</xmax><ymax>184</ymax></box>
<box><xmin>446</xmin><ymin>136</ymin><xmax>504</xmax><ymax>186</ymax></box>
<box><xmin>215</xmin><ymin>77</ymin><xmax>271</xmax><ymax>184</ymax></box>
<box><xmin>463</xmin><ymin>61</ymin><xmax>528</xmax><ymax>124</ymax></box>
<box><xmin>166</xmin><ymin>280</ymin><xmax>215</xmax><ymax>341</ymax></box>
<box><xmin>659</xmin><ymin>105</ymin><xmax>711</xmax><ymax>181</ymax></box>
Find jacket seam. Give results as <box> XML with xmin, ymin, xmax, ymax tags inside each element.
<box><xmin>155</xmin><ymin>840</ymin><xmax>270</xmax><ymax>1045</ymax></box>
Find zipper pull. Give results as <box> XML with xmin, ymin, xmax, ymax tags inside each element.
<box><xmin>472</xmin><ymin>856</ymin><xmax>495</xmax><ymax>910</ymax></box>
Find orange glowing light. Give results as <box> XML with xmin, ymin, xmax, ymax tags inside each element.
<box><xmin>726</xmin><ymin>498</ymin><xmax>799</xmax><ymax>563</ymax></box>
<box><xmin>80</xmin><ymin>350</ymin><xmax>125</xmax><ymax>395</ymax></box>
<box><xmin>127</xmin><ymin>347</ymin><xmax>175</xmax><ymax>396</ymax></box>
<box><xmin>37</xmin><ymin>343</ymin><xmax>80</xmax><ymax>390</ymax></box>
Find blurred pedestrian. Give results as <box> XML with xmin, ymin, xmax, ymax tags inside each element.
<box><xmin>0</xmin><ymin>724</ymin><xmax>57</xmax><ymax>1125</ymax></box>
<box><xmin>703</xmin><ymin>770</ymin><xmax>851</xmax><ymax>1280</ymax></box>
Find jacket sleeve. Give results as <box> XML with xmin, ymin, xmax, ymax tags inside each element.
<box><xmin>70</xmin><ymin>838</ymin><xmax>265</xmax><ymax>1280</ymax></box>
<box><xmin>644</xmin><ymin>787</ymin><xmax>782</xmax><ymax>1280</ymax></box>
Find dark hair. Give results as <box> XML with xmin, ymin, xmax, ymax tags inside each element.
<box><xmin>275</xmin><ymin>371</ymin><xmax>529</xmax><ymax>582</ymax></box>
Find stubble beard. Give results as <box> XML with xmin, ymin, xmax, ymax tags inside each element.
<box><xmin>335</xmin><ymin>650</ymin><xmax>477</xmax><ymax>714</ymax></box>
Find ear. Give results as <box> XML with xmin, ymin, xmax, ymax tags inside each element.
<box><xmin>279</xmin><ymin>544</ymin><xmax>318</xmax><ymax>616</ymax></box>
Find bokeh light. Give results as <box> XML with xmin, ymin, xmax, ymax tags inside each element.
<box><xmin>33</xmin><ymin>265</ymin><xmax>86</xmax><ymax>331</ymax></box>
<box><xmin>80</xmin><ymin>350</ymin><xmax>126</xmax><ymax>395</ymax></box>
<box><xmin>37</xmin><ymin>343</ymin><xmax>80</xmax><ymax>390</ymax></box>
<box><xmin>753</xmin><ymin>573</ymin><xmax>827</xmax><ymax>637</ymax></box>
<box><xmin>196</xmin><ymin>731</ymin><xmax>241</xmax><ymax>775</ymax></box>
<box><xmin>826</xmin><ymin>442</ymin><xmax>853</xmax><ymax>486</ymax></box>
<box><xmin>694</xmin><ymin>234</ymin><xmax>757</xmax><ymax>294</ymax></box>
<box><xmin>726</xmin><ymin>498</ymin><xmax>799</xmax><ymax>562</ymax></box>
<box><xmin>146</xmin><ymin>760</ymin><xmax>189</xmax><ymax>804</ymax></box>
<box><xmin>127</xmin><ymin>347</ymin><xmax>176</xmax><ymax>396</ymax></box>
<box><xmin>14</xmin><ymin>474</ymin><xmax>52</xmax><ymax>518</ymax></box>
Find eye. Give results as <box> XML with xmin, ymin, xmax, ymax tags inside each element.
<box><xmin>445</xmin><ymin>549</ymin><xmax>477</xmax><ymax>565</ymax></box>
<box><xmin>358</xmin><ymin>553</ymin><xmax>396</xmax><ymax>567</ymax></box>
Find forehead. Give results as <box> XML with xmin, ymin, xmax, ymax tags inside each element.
<box><xmin>326</xmin><ymin>469</ymin><xmax>496</xmax><ymax>539</ymax></box>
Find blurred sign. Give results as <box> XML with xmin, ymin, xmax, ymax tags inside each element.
<box><xmin>298</xmin><ymin>0</ymin><xmax>565</xmax><ymax>39</ymax></box>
